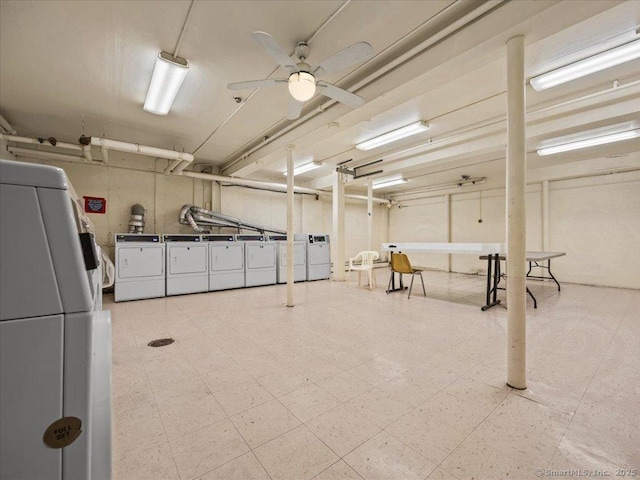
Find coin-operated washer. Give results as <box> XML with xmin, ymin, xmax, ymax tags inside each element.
<box><xmin>268</xmin><ymin>234</ymin><xmax>307</xmax><ymax>284</ymax></box>
<box><xmin>202</xmin><ymin>234</ymin><xmax>245</xmax><ymax>291</ymax></box>
<box><xmin>0</xmin><ymin>159</ymin><xmax>111</xmax><ymax>480</ymax></box>
<box><xmin>296</xmin><ymin>233</ymin><xmax>331</xmax><ymax>280</ymax></box>
<box><xmin>164</xmin><ymin>234</ymin><xmax>208</xmax><ymax>296</ymax></box>
<box><xmin>236</xmin><ymin>234</ymin><xmax>277</xmax><ymax>287</ymax></box>
<box><xmin>115</xmin><ymin>234</ymin><xmax>166</xmax><ymax>302</ymax></box>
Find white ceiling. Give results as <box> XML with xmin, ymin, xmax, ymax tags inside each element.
<box><xmin>1</xmin><ymin>0</ymin><xmax>639</xmax><ymax>196</ymax></box>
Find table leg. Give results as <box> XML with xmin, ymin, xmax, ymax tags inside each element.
<box><xmin>482</xmin><ymin>253</ymin><xmax>502</xmax><ymax>311</ymax></box>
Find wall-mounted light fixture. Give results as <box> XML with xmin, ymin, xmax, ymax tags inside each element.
<box><xmin>537</xmin><ymin>127</ymin><xmax>640</xmax><ymax>156</ymax></box>
<box><xmin>530</xmin><ymin>37</ymin><xmax>640</xmax><ymax>91</ymax></box>
<box><xmin>144</xmin><ymin>52</ymin><xmax>190</xmax><ymax>115</ymax></box>
<box><xmin>283</xmin><ymin>160</ymin><xmax>322</xmax><ymax>176</ymax></box>
<box><xmin>356</xmin><ymin>121</ymin><xmax>430</xmax><ymax>151</ymax></box>
<box><xmin>372</xmin><ymin>175</ymin><xmax>408</xmax><ymax>189</ymax></box>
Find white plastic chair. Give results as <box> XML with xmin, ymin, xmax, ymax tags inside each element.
<box><xmin>348</xmin><ymin>251</ymin><xmax>379</xmax><ymax>289</ymax></box>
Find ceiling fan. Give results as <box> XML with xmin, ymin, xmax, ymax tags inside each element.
<box><xmin>227</xmin><ymin>31</ymin><xmax>373</xmax><ymax>120</ymax></box>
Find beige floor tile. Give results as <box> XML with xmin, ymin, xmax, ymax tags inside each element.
<box><xmin>316</xmin><ymin>370</ymin><xmax>375</xmax><ymax>402</ymax></box>
<box><xmin>152</xmin><ymin>376</ymin><xmax>212</xmax><ymax>411</ymax></box>
<box><xmin>214</xmin><ymin>380</ymin><xmax>275</xmax><ymax>416</ymax></box>
<box><xmin>426</xmin><ymin>466</ymin><xmax>459</xmax><ymax>479</ymax></box>
<box><xmin>253</xmin><ymin>425</ymin><xmax>339</xmax><ymax>480</ymax></box>
<box><xmin>159</xmin><ymin>392</ymin><xmax>227</xmax><ymax>440</ymax></box>
<box><xmin>347</xmin><ymin>387</ymin><xmax>413</xmax><ymax>428</ymax></box>
<box><xmin>230</xmin><ymin>398</ymin><xmax>301</xmax><ymax>448</ymax></box>
<box><xmin>279</xmin><ymin>384</ymin><xmax>341</xmax><ymax>423</ymax></box>
<box><xmin>314</xmin><ymin>460</ymin><xmax>364</xmax><ymax>480</ymax></box>
<box><xmin>343</xmin><ymin>431</ymin><xmax>436</xmax><ymax>480</ymax></box>
<box><xmin>197</xmin><ymin>452</ymin><xmax>270</xmax><ymax>480</ymax></box>
<box><xmin>112</xmin><ymin>409</ymin><xmax>167</xmax><ymax>461</ymax></box>
<box><xmin>256</xmin><ymin>367</ymin><xmax>311</xmax><ymax>397</ymax></box>
<box><xmin>347</xmin><ymin>357</ymin><xmax>407</xmax><ymax>386</ymax></box>
<box><xmin>306</xmin><ymin>404</ymin><xmax>381</xmax><ymax>457</ymax></box>
<box><xmin>113</xmin><ymin>441</ymin><xmax>179</xmax><ymax>480</ymax></box>
<box><xmin>170</xmin><ymin>419</ymin><xmax>250</xmax><ymax>480</ymax></box>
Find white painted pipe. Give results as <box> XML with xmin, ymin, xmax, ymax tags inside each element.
<box><xmin>542</xmin><ymin>180</ymin><xmax>550</xmax><ymax>251</ymax></box>
<box><xmin>286</xmin><ymin>145</ymin><xmax>295</xmax><ymax>307</ymax></box>
<box><xmin>90</xmin><ymin>137</ymin><xmax>194</xmax><ymax>164</ymax></box>
<box><xmin>180</xmin><ymin>170</ymin><xmax>391</xmax><ymax>205</ymax></box>
<box><xmin>1</xmin><ymin>134</ymin><xmax>83</xmax><ymax>152</ymax></box>
<box><xmin>164</xmin><ymin>159</ymin><xmax>182</xmax><ymax>174</ymax></box>
<box><xmin>506</xmin><ymin>35</ymin><xmax>527</xmax><ymax>390</ymax></box>
<box><xmin>367</xmin><ymin>180</ymin><xmax>373</xmax><ymax>251</ymax></box>
<box><xmin>0</xmin><ymin>114</ymin><xmax>17</xmax><ymax>135</ymax></box>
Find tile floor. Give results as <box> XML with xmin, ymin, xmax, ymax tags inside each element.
<box><xmin>107</xmin><ymin>269</ymin><xmax>639</xmax><ymax>480</ymax></box>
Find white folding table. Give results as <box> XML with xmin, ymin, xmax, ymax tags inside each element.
<box><xmin>382</xmin><ymin>243</ymin><xmax>566</xmax><ymax>310</ymax></box>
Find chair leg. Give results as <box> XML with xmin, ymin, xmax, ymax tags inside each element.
<box><xmin>408</xmin><ymin>274</ymin><xmax>415</xmax><ymax>299</ymax></box>
<box><xmin>368</xmin><ymin>268</ymin><xmax>373</xmax><ymax>290</ymax></box>
<box><xmin>419</xmin><ymin>272</ymin><xmax>426</xmax><ymax>296</ymax></box>
<box><xmin>358</xmin><ymin>271</ymin><xmax>362</xmax><ymax>287</ymax></box>
<box><xmin>387</xmin><ymin>271</ymin><xmax>394</xmax><ymax>294</ymax></box>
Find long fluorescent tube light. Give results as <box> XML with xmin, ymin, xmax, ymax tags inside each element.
<box><xmin>537</xmin><ymin>129</ymin><xmax>640</xmax><ymax>156</ymax></box>
<box><xmin>144</xmin><ymin>52</ymin><xmax>189</xmax><ymax>115</ymax></box>
<box><xmin>283</xmin><ymin>161</ymin><xmax>322</xmax><ymax>176</ymax></box>
<box><xmin>356</xmin><ymin>121</ymin><xmax>430</xmax><ymax>151</ymax></box>
<box><xmin>530</xmin><ymin>38</ymin><xmax>640</xmax><ymax>91</ymax></box>
<box><xmin>372</xmin><ymin>176</ymin><xmax>408</xmax><ymax>189</ymax></box>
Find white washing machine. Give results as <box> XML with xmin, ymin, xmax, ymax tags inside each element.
<box><xmin>202</xmin><ymin>234</ymin><xmax>245</xmax><ymax>291</ymax></box>
<box><xmin>164</xmin><ymin>234</ymin><xmax>208</xmax><ymax>296</ymax></box>
<box><xmin>115</xmin><ymin>234</ymin><xmax>165</xmax><ymax>302</ymax></box>
<box><xmin>268</xmin><ymin>235</ymin><xmax>307</xmax><ymax>284</ymax></box>
<box><xmin>0</xmin><ymin>159</ymin><xmax>111</xmax><ymax>480</ymax></box>
<box><xmin>296</xmin><ymin>233</ymin><xmax>331</xmax><ymax>280</ymax></box>
<box><xmin>236</xmin><ymin>234</ymin><xmax>277</xmax><ymax>287</ymax></box>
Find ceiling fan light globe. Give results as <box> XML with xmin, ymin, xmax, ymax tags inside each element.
<box><xmin>288</xmin><ymin>72</ymin><xmax>316</xmax><ymax>102</ymax></box>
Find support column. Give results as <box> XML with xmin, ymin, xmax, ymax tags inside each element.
<box><xmin>332</xmin><ymin>171</ymin><xmax>345</xmax><ymax>281</ymax></box>
<box><xmin>367</xmin><ymin>180</ymin><xmax>373</xmax><ymax>251</ymax></box>
<box><xmin>445</xmin><ymin>194</ymin><xmax>452</xmax><ymax>272</ymax></box>
<box><xmin>286</xmin><ymin>145</ymin><xmax>295</xmax><ymax>307</ymax></box>
<box><xmin>542</xmin><ymin>180</ymin><xmax>550</xmax><ymax>251</ymax></box>
<box><xmin>506</xmin><ymin>35</ymin><xmax>527</xmax><ymax>390</ymax></box>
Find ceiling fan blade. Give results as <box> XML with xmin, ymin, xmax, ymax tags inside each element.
<box><xmin>286</xmin><ymin>96</ymin><xmax>303</xmax><ymax>120</ymax></box>
<box><xmin>227</xmin><ymin>78</ymin><xmax>287</xmax><ymax>90</ymax></box>
<box><xmin>312</xmin><ymin>42</ymin><xmax>373</xmax><ymax>77</ymax></box>
<box><xmin>316</xmin><ymin>81</ymin><xmax>365</xmax><ymax>108</ymax></box>
<box><xmin>251</xmin><ymin>31</ymin><xmax>298</xmax><ymax>73</ymax></box>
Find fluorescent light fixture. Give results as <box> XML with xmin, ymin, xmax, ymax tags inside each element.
<box><xmin>356</xmin><ymin>121</ymin><xmax>430</xmax><ymax>151</ymax></box>
<box><xmin>537</xmin><ymin>128</ymin><xmax>640</xmax><ymax>156</ymax></box>
<box><xmin>372</xmin><ymin>175</ymin><xmax>408</xmax><ymax>189</ymax></box>
<box><xmin>530</xmin><ymin>38</ymin><xmax>640</xmax><ymax>91</ymax></box>
<box><xmin>144</xmin><ymin>52</ymin><xmax>189</xmax><ymax>115</ymax></box>
<box><xmin>288</xmin><ymin>72</ymin><xmax>316</xmax><ymax>102</ymax></box>
<box><xmin>283</xmin><ymin>161</ymin><xmax>322</xmax><ymax>176</ymax></box>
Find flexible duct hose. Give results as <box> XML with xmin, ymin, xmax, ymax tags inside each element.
<box><xmin>178</xmin><ymin>204</ymin><xmax>285</xmax><ymax>235</ymax></box>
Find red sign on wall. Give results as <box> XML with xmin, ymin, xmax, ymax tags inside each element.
<box><xmin>83</xmin><ymin>196</ymin><xmax>106</xmax><ymax>214</ymax></box>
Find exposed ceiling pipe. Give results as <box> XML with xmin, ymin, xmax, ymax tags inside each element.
<box><xmin>89</xmin><ymin>137</ymin><xmax>194</xmax><ymax>171</ymax></box>
<box><xmin>179</xmin><ymin>170</ymin><xmax>391</xmax><ymax>205</ymax></box>
<box><xmin>221</xmin><ymin>0</ymin><xmax>504</xmax><ymax>174</ymax></box>
<box><xmin>1</xmin><ymin>133</ymin><xmax>84</xmax><ymax>152</ymax></box>
<box><xmin>0</xmin><ymin>114</ymin><xmax>17</xmax><ymax>135</ymax></box>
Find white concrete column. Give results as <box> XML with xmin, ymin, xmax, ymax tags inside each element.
<box><xmin>332</xmin><ymin>171</ymin><xmax>346</xmax><ymax>281</ymax></box>
<box><xmin>286</xmin><ymin>145</ymin><xmax>295</xmax><ymax>307</ymax></box>
<box><xmin>506</xmin><ymin>35</ymin><xmax>527</xmax><ymax>390</ymax></box>
<box><xmin>367</xmin><ymin>179</ymin><xmax>374</xmax><ymax>251</ymax></box>
<box><xmin>445</xmin><ymin>193</ymin><xmax>452</xmax><ymax>272</ymax></box>
<box><xmin>542</xmin><ymin>180</ymin><xmax>550</xmax><ymax>251</ymax></box>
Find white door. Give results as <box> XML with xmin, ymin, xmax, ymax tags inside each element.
<box><xmin>210</xmin><ymin>244</ymin><xmax>244</xmax><ymax>272</ymax></box>
<box><xmin>246</xmin><ymin>244</ymin><xmax>276</xmax><ymax>269</ymax></box>
<box><xmin>168</xmin><ymin>245</ymin><xmax>207</xmax><ymax>275</ymax></box>
<box><xmin>308</xmin><ymin>244</ymin><xmax>329</xmax><ymax>266</ymax></box>
<box><xmin>117</xmin><ymin>246</ymin><xmax>164</xmax><ymax>279</ymax></box>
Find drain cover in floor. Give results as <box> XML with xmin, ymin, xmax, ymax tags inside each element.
<box><xmin>147</xmin><ymin>338</ymin><xmax>175</xmax><ymax>347</ymax></box>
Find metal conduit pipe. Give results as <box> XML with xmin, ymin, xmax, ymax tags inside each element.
<box><xmin>180</xmin><ymin>170</ymin><xmax>391</xmax><ymax>205</ymax></box>
<box><xmin>1</xmin><ymin>134</ymin><xmax>84</xmax><ymax>152</ymax></box>
<box><xmin>90</xmin><ymin>137</ymin><xmax>194</xmax><ymax>166</ymax></box>
<box><xmin>7</xmin><ymin>146</ymin><xmax>89</xmax><ymax>163</ymax></box>
<box><xmin>222</xmin><ymin>0</ymin><xmax>503</xmax><ymax>171</ymax></box>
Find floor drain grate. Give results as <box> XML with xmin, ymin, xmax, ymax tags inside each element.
<box><xmin>148</xmin><ymin>338</ymin><xmax>175</xmax><ymax>348</ymax></box>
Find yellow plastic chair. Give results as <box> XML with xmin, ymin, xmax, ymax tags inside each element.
<box><xmin>387</xmin><ymin>252</ymin><xmax>426</xmax><ymax>299</ymax></box>
<box><xmin>348</xmin><ymin>251</ymin><xmax>379</xmax><ymax>289</ymax></box>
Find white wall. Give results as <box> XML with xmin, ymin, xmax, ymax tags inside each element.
<box><xmin>388</xmin><ymin>172</ymin><xmax>640</xmax><ymax>289</ymax></box>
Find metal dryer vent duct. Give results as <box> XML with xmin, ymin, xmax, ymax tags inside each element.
<box><xmin>128</xmin><ymin>204</ymin><xmax>145</xmax><ymax>233</ymax></box>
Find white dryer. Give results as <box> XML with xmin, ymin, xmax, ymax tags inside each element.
<box><xmin>296</xmin><ymin>233</ymin><xmax>331</xmax><ymax>280</ymax></box>
<box><xmin>236</xmin><ymin>234</ymin><xmax>277</xmax><ymax>287</ymax></box>
<box><xmin>202</xmin><ymin>234</ymin><xmax>245</xmax><ymax>291</ymax></box>
<box><xmin>164</xmin><ymin>234</ymin><xmax>208</xmax><ymax>296</ymax></box>
<box><xmin>115</xmin><ymin>234</ymin><xmax>165</xmax><ymax>301</ymax></box>
<box><xmin>268</xmin><ymin>235</ymin><xmax>307</xmax><ymax>284</ymax></box>
<box><xmin>0</xmin><ymin>159</ymin><xmax>111</xmax><ymax>480</ymax></box>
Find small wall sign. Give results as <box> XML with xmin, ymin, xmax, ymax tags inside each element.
<box><xmin>83</xmin><ymin>196</ymin><xmax>106</xmax><ymax>214</ymax></box>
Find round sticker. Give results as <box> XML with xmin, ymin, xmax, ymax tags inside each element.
<box><xmin>43</xmin><ymin>416</ymin><xmax>82</xmax><ymax>449</ymax></box>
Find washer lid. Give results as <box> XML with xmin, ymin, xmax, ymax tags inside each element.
<box><xmin>0</xmin><ymin>159</ymin><xmax>68</xmax><ymax>189</ymax></box>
